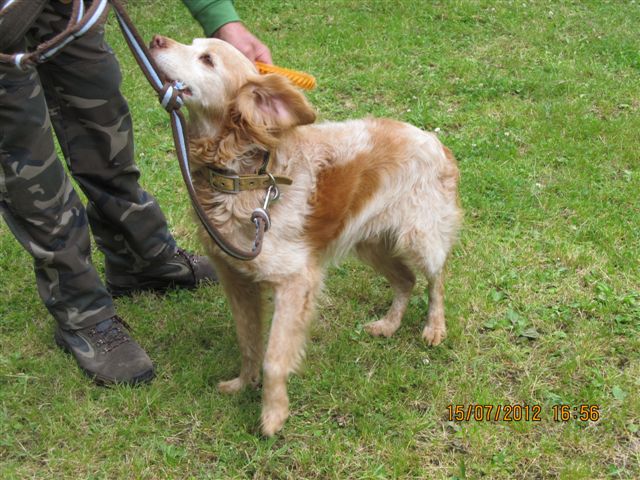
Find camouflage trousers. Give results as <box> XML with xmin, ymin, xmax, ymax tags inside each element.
<box><xmin>0</xmin><ymin>2</ymin><xmax>177</xmax><ymax>330</ymax></box>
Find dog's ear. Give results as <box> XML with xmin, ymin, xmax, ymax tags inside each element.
<box><xmin>234</xmin><ymin>74</ymin><xmax>316</xmax><ymax>134</ymax></box>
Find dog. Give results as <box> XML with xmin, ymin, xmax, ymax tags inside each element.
<box><xmin>150</xmin><ymin>35</ymin><xmax>462</xmax><ymax>436</ymax></box>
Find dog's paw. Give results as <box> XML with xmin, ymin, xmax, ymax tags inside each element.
<box><xmin>422</xmin><ymin>325</ymin><xmax>446</xmax><ymax>346</ymax></box>
<box><xmin>217</xmin><ymin>377</ymin><xmax>246</xmax><ymax>394</ymax></box>
<box><xmin>261</xmin><ymin>406</ymin><xmax>289</xmax><ymax>437</ymax></box>
<box><xmin>364</xmin><ymin>318</ymin><xmax>400</xmax><ymax>338</ymax></box>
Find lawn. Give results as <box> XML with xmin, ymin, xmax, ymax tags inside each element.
<box><xmin>1</xmin><ymin>0</ymin><xmax>639</xmax><ymax>478</ymax></box>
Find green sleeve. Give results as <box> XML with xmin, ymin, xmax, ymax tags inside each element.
<box><xmin>181</xmin><ymin>0</ymin><xmax>241</xmax><ymax>36</ymax></box>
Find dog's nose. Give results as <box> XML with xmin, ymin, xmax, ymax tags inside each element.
<box><xmin>150</xmin><ymin>35</ymin><xmax>167</xmax><ymax>49</ymax></box>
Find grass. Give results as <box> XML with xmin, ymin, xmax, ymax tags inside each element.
<box><xmin>1</xmin><ymin>0</ymin><xmax>639</xmax><ymax>478</ymax></box>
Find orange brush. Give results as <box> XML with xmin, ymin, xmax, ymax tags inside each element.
<box><xmin>255</xmin><ymin>61</ymin><xmax>316</xmax><ymax>90</ymax></box>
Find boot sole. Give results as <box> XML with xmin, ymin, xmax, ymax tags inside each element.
<box><xmin>106</xmin><ymin>281</ymin><xmax>198</xmax><ymax>299</ymax></box>
<box><xmin>54</xmin><ymin>331</ymin><xmax>155</xmax><ymax>386</ymax></box>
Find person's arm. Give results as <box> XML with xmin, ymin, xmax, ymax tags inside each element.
<box><xmin>182</xmin><ymin>0</ymin><xmax>272</xmax><ymax>64</ymax></box>
<box><xmin>182</xmin><ymin>0</ymin><xmax>240</xmax><ymax>37</ymax></box>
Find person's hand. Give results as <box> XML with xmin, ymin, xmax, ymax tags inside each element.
<box><xmin>212</xmin><ymin>22</ymin><xmax>273</xmax><ymax>64</ymax></box>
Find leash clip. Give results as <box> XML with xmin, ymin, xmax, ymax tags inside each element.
<box><xmin>262</xmin><ymin>176</ymin><xmax>280</xmax><ymax>209</ymax></box>
<box><xmin>252</xmin><ymin>181</ymin><xmax>280</xmax><ymax>233</ymax></box>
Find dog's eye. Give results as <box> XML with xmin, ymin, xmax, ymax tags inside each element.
<box><xmin>199</xmin><ymin>53</ymin><xmax>214</xmax><ymax>67</ymax></box>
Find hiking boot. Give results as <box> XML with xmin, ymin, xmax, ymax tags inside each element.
<box><xmin>55</xmin><ymin>316</ymin><xmax>155</xmax><ymax>386</ymax></box>
<box><xmin>105</xmin><ymin>247</ymin><xmax>217</xmax><ymax>298</ymax></box>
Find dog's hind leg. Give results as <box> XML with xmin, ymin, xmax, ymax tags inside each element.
<box><xmin>356</xmin><ymin>240</ymin><xmax>416</xmax><ymax>338</ymax></box>
<box><xmin>215</xmin><ymin>262</ymin><xmax>264</xmax><ymax>394</ymax></box>
<box><xmin>396</xmin><ymin>220</ymin><xmax>455</xmax><ymax>346</ymax></box>
<box><xmin>422</xmin><ymin>269</ymin><xmax>446</xmax><ymax>346</ymax></box>
<box><xmin>405</xmin><ymin>229</ymin><xmax>450</xmax><ymax>346</ymax></box>
<box><xmin>261</xmin><ymin>268</ymin><xmax>323</xmax><ymax>436</ymax></box>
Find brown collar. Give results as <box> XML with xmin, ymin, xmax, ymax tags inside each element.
<box><xmin>207</xmin><ymin>151</ymin><xmax>292</xmax><ymax>194</ymax></box>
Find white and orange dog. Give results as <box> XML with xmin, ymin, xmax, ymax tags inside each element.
<box><xmin>151</xmin><ymin>36</ymin><xmax>462</xmax><ymax>436</ymax></box>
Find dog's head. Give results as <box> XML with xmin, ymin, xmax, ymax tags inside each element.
<box><xmin>150</xmin><ymin>36</ymin><xmax>315</xmax><ymax>172</ymax></box>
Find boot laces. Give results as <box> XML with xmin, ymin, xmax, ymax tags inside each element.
<box><xmin>175</xmin><ymin>247</ymin><xmax>198</xmax><ymax>272</ymax></box>
<box><xmin>87</xmin><ymin>316</ymin><xmax>131</xmax><ymax>354</ymax></box>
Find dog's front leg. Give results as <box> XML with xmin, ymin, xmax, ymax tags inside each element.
<box><xmin>261</xmin><ymin>269</ymin><xmax>322</xmax><ymax>436</ymax></box>
<box><xmin>214</xmin><ymin>261</ymin><xmax>264</xmax><ymax>394</ymax></box>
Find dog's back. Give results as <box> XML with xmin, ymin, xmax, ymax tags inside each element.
<box><xmin>276</xmin><ymin>117</ymin><xmax>462</xmax><ymax>267</ymax></box>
